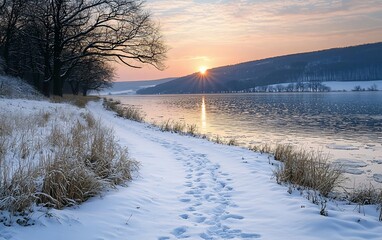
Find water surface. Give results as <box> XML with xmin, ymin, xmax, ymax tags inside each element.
<box><xmin>114</xmin><ymin>92</ymin><xmax>382</xmax><ymax>188</ymax></box>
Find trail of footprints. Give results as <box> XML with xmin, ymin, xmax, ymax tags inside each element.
<box><xmin>154</xmin><ymin>139</ymin><xmax>261</xmax><ymax>240</ymax></box>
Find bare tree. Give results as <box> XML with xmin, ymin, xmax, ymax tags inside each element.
<box><xmin>0</xmin><ymin>0</ymin><xmax>27</xmax><ymax>74</ymax></box>
<box><xmin>0</xmin><ymin>0</ymin><xmax>6</xmax><ymax>11</ymax></box>
<box><xmin>30</xmin><ymin>0</ymin><xmax>167</xmax><ymax>96</ymax></box>
<box><xmin>67</xmin><ymin>57</ymin><xmax>113</xmax><ymax>96</ymax></box>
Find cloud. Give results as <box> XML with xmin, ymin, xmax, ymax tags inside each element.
<box><xmin>114</xmin><ymin>0</ymin><xmax>382</xmax><ymax>81</ymax></box>
<box><xmin>147</xmin><ymin>0</ymin><xmax>382</xmax><ymax>43</ymax></box>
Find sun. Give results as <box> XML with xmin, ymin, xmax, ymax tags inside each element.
<box><xmin>199</xmin><ymin>66</ymin><xmax>207</xmax><ymax>75</ymax></box>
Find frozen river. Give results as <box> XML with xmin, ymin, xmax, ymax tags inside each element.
<box><xmin>114</xmin><ymin>92</ymin><xmax>382</xmax><ymax>188</ymax></box>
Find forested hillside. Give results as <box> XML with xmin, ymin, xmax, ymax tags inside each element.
<box><xmin>138</xmin><ymin>42</ymin><xmax>382</xmax><ymax>94</ymax></box>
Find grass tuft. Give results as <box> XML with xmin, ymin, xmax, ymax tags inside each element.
<box><xmin>158</xmin><ymin>120</ymin><xmax>188</xmax><ymax>134</ymax></box>
<box><xmin>0</xmin><ymin>107</ymin><xmax>137</xmax><ymax>215</ymax></box>
<box><xmin>103</xmin><ymin>98</ymin><xmax>144</xmax><ymax>122</ymax></box>
<box><xmin>186</xmin><ymin>124</ymin><xmax>198</xmax><ymax>136</ymax></box>
<box><xmin>249</xmin><ymin>144</ymin><xmax>272</xmax><ymax>154</ymax></box>
<box><xmin>348</xmin><ymin>185</ymin><xmax>382</xmax><ymax>220</ymax></box>
<box><xmin>273</xmin><ymin>145</ymin><xmax>344</xmax><ymax>197</ymax></box>
<box><xmin>227</xmin><ymin>138</ymin><xmax>238</xmax><ymax>146</ymax></box>
<box><xmin>211</xmin><ymin>135</ymin><xmax>225</xmax><ymax>144</ymax></box>
<box><xmin>50</xmin><ymin>95</ymin><xmax>99</xmax><ymax>108</ymax></box>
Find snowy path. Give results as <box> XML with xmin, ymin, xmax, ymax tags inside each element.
<box><xmin>2</xmin><ymin>100</ymin><xmax>382</xmax><ymax>240</ymax></box>
<box><xmin>88</xmin><ymin>102</ymin><xmax>265</xmax><ymax>239</ymax></box>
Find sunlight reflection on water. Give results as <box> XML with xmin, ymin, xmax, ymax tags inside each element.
<box><xmin>201</xmin><ymin>96</ymin><xmax>207</xmax><ymax>131</ymax></box>
<box><xmin>115</xmin><ymin>92</ymin><xmax>382</xmax><ymax>188</ymax></box>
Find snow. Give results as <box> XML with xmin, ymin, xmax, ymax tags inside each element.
<box><xmin>323</xmin><ymin>80</ymin><xmax>382</xmax><ymax>92</ymax></box>
<box><xmin>0</xmin><ymin>76</ymin><xmax>44</xmax><ymax>100</ymax></box>
<box><xmin>268</xmin><ymin>80</ymin><xmax>382</xmax><ymax>92</ymax></box>
<box><xmin>373</xmin><ymin>174</ymin><xmax>382</xmax><ymax>183</ymax></box>
<box><xmin>326</xmin><ymin>143</ymin><xmax>359</xmax><ymax>150</ymax></box>
<box><xmin>1</xmin><ymin>99</ymin><xmax>382</xmax><ymax>239</ymax></box>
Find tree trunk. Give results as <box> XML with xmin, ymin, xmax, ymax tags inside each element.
<box><xmin>52</xmin><ymin>60</ymin><xmax>63</xmax><ymax>96</ymax></box>
<box><xmin>52</xmin><ymin>31</ymin><xmax>63</xmax><ymax>96</ymax></box>
<box><xmin>2</xmin><ymin>20</ymin><xmax>13</xmax><ymax>75</ymax></box>
<box><xmin>42</xmin><ymin>80</ymin><xmax>50</xmax><ymax>97</ymax></box>
<box><xmin>69</xmin><ymin>81</ymin><xmax>80</xmax><ymax>95</ymax></box>
<box><xmin>82</xmin><ymin>87</ymin><xmax>88</xmax><ymax>96</ymax></box>
<box><xmin>52</xmin><ymin>0</ymin><xmax>63</xmax><ymax>97</ymax></box>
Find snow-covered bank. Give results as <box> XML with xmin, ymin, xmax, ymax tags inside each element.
<box><xmin>1</xmin><ymin>100</ymin><xmax>382</xmax><ymax>240</ymax></box>
<box><xmin>323</xmin><ymin>80</ymin><xmax>382</xmax><ymax>91</ymax></box>
<box><xmin>0</xmin><ymin>76</ymin><xmax>44</xmax><ymax>100</ymax></box>
<box><xmin>268</xmin><ymin>80</ymin><xmax>382</xmax><ymax>92</ymax></box>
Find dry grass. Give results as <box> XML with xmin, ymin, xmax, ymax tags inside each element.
<box><xmin>103</xmin><ymin>98</ymin><xmax>144</xmax><ymax>122</ymax></box>
<box><xmin>249</xmin><ymin>143</ymin><xmax>344</xmax><ymax>197</ymax></box>
<box><xmin>157</xmin><ymin>120</ymin><xmax>238</xmax><ymax>146</ymax></box>
<box><xmin>273</xmin><ymin>145</ymin><xmax>344</xmax><ymax>197</ymax></box>
<box><xmin>38</xmin><ymin>118</ymin><xmax>137</xmax><ymax>209</ymax></box>
<box><xmin>227</xmin><ymin>138</ymin><xmax>238</xmax><ymax>146</ymax></box>
<box><xmin>186</xmin><ymin>124</ymin><xmax>198</xmax><ymax>136</ymax></box>
<box><xmin>0</xmin><ymin>107</ymin><xmax>137</xmax><ymax>215</ymax></box>
<box><xmin>158</xmin><ymin>120</ymin><xmax>196</xmax><ymax>135</ymax></box>
<box><xmin>348</xmin><ymin>185</ymin><xmax>382</xmax><ymax>221</ymax></box>
<box><xmin>249</xmin><ymin>144</ymin><xmax>272</xmax><ymax>154</ymax></box>
<box><xmin>349</xmin><ymin>185</ymin><xmax>382</xmax><ymax>205</ymax></box>
<box><xmin>172</xmin><ymin>121</ymin><xmax>186</xmax><ymax>133</ymax></box>
<box><xmin>0</xmin><ymin>163</ymin><xmax>38</xmax><ymax>213</ymax></box>
<box><xmin>51</xmin><ymin>95</ymin><xmax>100</xmax><ymax>108</ymax></box>
<box><xmin>210</xmin><ymin>135</ymin><xmax>225</xmax><ymax>144</ymax></box>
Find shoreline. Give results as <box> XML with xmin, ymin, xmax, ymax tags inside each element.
<box><xmin>1</xmin><ymin>99</ymin><xmax>382</xmax><ymax>239</ymax></box>
<box><xmin>110</xmin><ymin>93</ymin><xmax>382</xmax><ymax>189</ymax></box>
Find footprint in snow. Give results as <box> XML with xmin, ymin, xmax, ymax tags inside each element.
<box><xmin>171</xmin><ymin>226</ymin><xmax>189</xmax><ymax>238</ymax></box>
<box><xmin>179</xmin><ymin>198</ymin><xmax>191</xmax><ymax>203</ymax></box>
<box><xmin>195</xmin><ymin>216</ymin><xmax>207</xmax><ymax>223</ymax></box>
<box><xmin>185</xmin><ymin>190</ymin><xmax>201</xmax><ymax>195</ymax></box>
<box><xmin>221</xmin><ymin>214</ymin><xmax>244</xmax><ymax>220</ymax></box>
<box><xmin>158</xmin><ymin>237</ymin><xmax>170</xmax><ymax>240</ymax></box>
<box><xmin>241</xmin><ymin>233</ymin><xmax>262</xmax><ymax>238</ymax></box>
<box><xmin>186</xmin><ymin>206</ymin><xmax>196</xmax><ymax>211</ymax></box>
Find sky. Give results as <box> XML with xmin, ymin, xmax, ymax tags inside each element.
<box><xmin>116</xmin><ymin>0</ymin><xmax>382</xmax><ymax>81</ymax></box>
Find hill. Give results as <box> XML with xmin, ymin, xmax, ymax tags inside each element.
<box><xmin>138</xmin><ymin>42</ymin><xmax>382</xmax><ymax>94</ymax></box>
<box><xmin>96</xmin><ymin>78</ymin><xmax>175</xmax><ymax>95</ymax></box>
<box><xmin>0</xmin><ymin>75</ymin><xmax>44</xmax><ymax>100</ymax></box>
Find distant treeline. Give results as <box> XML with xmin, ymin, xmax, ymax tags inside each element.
<box><xmin>251</xmin><ymin>82</ymin><xmax>331</xmax><ymax>93</ymax></box>
<box><xmin>138</xmin><ymin>42</ymin><xmax>382</xmax><ymax>94</ymax></box>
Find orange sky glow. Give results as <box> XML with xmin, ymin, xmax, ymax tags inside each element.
<box><xmin>116</xmin><ymin>0</ymin><xmax>382</xmax><ymax>81</ymax></box>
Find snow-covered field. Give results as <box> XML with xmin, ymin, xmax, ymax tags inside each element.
<box><xmin>1</xmin><ymin>99</ymin><xmax>382</xmax><ymax>240</ymax></box>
